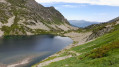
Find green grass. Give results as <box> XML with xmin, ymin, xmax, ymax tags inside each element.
<box><xmin>43</xmin><ymin>25</ymin><xmax>119</xmax><ymax>67</ymax></box>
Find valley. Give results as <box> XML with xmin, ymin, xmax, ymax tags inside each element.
<box><xmin>33</xmin><ymin>18</ymin><xmax>119</xmax><ymax>67</ymax></box>
<box><xmin>0</xmin><ymin>0</ymin><xmax>119</xmax><ymax>67</ymax></box>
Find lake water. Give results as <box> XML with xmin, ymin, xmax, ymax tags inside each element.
<box><xmin>0</xmin><ymin>35</ymin><xmax>73</xmax><ymax>67</ymax></box>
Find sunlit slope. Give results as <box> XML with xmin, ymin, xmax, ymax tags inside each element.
<box><xmin>43</xmin><ymin>24</ymin><xmax>119</xmax><ymax>67</ymax></box>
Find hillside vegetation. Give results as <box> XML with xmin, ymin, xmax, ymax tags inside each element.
<box><xmin>33</xmin><ymin>19</ymin><xmax>119</xmax><ymax>67</ymax></box>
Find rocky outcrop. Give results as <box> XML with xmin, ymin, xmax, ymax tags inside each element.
<box><xmin>86</xmin><ymin>17</ymin><xmax>119</xmax><ymax>41</ymax></box>
<box><xmin>87</xmin><ymin>26</ymin><xmax>113</xmax><ymax>41</ymax></box>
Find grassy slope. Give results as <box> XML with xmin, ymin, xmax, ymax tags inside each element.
<box><xmin>43</xmin><ymin>24</ymin><xmax>119</xmax><ymax>67</ymax></box>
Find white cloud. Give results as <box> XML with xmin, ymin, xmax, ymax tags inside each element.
<box><xmin>35</xmin><ymin>0</ymin><xmax>119</xmax><ymax>6</ymax></box>
<box><xmin>62</xmin><ymin>5</ymin><xmax>77</xmax><ymax>8</ymax></box>
<box><xmin>61</xmin><ymin>4</ymin><xmax>87</xmax><ymax>8</ymax></box>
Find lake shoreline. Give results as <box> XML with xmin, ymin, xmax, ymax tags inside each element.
<box><xmin>33</xmin><ymin>31</ymin><xmax>93</xmax><ymax>67</ymax></box>
<box><xmin>7</xmin><ymin>57</ymin><xmax>32</xmax><ymax>67</ymax></box>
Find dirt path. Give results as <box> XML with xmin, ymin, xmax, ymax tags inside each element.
<box><xmin>37</xmin><ymin>55</ymin><xmax>72</xmax><ymax>67</ymax></box>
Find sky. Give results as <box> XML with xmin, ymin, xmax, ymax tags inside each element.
<box><xmin>35</xmin><ymin>0</ymin><xmax>119</xmax><ymax>22</ymax></box>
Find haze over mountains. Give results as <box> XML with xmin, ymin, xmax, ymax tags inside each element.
<box><xmin>69</xmin><ymin>20</ymin><xmax>99</xmax><ymax>28</ymax></box>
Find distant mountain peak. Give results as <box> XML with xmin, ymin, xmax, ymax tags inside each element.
<box><xmin>69</xmin><ymin>20</ymin><xmax>99</xmax><ymax>28</ymax></box>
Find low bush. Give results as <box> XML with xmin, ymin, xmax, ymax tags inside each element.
<box><xmin>88</xmin><ymin>41</ymin><xmax>119</xmax><ymax>59</ymax></box>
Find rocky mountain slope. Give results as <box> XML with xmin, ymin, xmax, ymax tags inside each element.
<box><xmin>33</xmin><ymin>17</ymin><xmax>119</xmax><ymax>67</ymax></box>
<box><xmin>0</xmin><ymin>0</ymin><xmax>77</xmax><ymax>36</ymax></box>
<box><xmin>86</xmin><ymin>17</ymin><xmax>119</xmax><ymax>41</ymax></box>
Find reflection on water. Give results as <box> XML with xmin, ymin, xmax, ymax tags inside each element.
<box><xmin>0</xmin><ymin>35</ymin><xmax>73</xmax><ymax>67</ymax></box>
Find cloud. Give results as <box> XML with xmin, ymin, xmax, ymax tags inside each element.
<box><xmin>62</xmin><ymin>5</ymin><xmax>77</xmax><ymax>8</ymax></box>
<box><xmin>61</xmin><ymin>4</ymin><xmax>87</xmax><ymax>8</ymax></box>
<box><xmin>35</xmin><ymin>0</ymin><xmax>119</xmax><ymax>6</ymax></box>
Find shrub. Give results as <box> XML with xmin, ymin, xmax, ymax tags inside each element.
<box><xmin>88</xmin><ymin>41</ymin><xmax>119</xmax><ymax>59</ymax></box>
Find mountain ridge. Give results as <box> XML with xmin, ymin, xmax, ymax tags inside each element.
<box><xmin>0</xmin><ymin>0</ymin><xmax>77</xmax><ymax>36</ymax></box>
<box><xmin>69</xmin><ymin>20</ymin><xmax>99</xmax><ymax>28</ymax></box>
